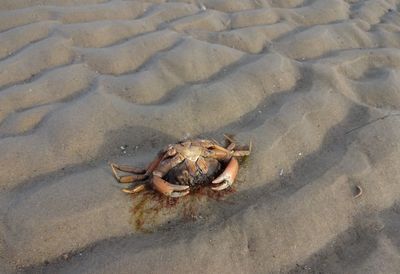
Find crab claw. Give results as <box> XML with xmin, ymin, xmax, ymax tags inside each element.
<box><xmin>211</xmin><ymin>157</ymin><xmax>239</xmax><ymax>191</ymax></box>
<box><xmin>152</xmin><ymin>176</ymin><xmax>190</xmax><ymax>197</ymax></box>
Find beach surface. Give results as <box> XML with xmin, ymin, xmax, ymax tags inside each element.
<box><xmin>1</xmin><ymin>0</ymin><xmax>400</xmax><ymax>273</ymax></box>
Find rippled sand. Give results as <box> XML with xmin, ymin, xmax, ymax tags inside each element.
<box><xmin>1</xmin><ymin>0</ymin><xmax>400</xmax><ymax>273</ymax></box>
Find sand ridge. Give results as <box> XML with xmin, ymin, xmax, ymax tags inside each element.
<box><xmin>1</xmin><ymin>0</ymin><xmax>400</xmax><ymax>273</ymax></box>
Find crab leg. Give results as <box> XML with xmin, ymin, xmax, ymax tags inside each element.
<box><xmin>232</xmin><ymin>140</ymin><xmax>252</xmax><ymax>157</ymax></box>
<box><xmin>122</xmin><ymin>183</ymin><xmax>147</xmax><ymax>194</ymax></box>
<box><xmin>118</xmin><ymin>175</ymin><xmax>149</xmax><ymax>183</ymax></box>
<box><xmin>205</xmin><ymin>140</ymin><xmax>251</xmax><ymax>161</ymax></box>
<box><xmin>211</xmin><ymin>157</ymin><xmax>239</xmax><ymax>191</ymax></box>
<box><xmin>110</xmin><ymin>163</ymin><xmax>146</xmax><ymax>174</ymax></box>
<box><xmin>223</xmin><ymin>134</ymin><xmax>236</xmax><ymax>150</ymax></box>
<box><xmin>111</xmin><ymin>163</ymin><xmax>149</xmax><ymax>183</ymax></box>
<box><xmin>145</xmin><ymin>152</ymin><xmax>168</xmax><ymax>175</ymax></box>
<box><xmin>232</xmin><ymin>150</ymin><xmax>251</xmax><ymax>157</ymax></box>
<box><xmin>152</xmin><ymin>176</ymin><xmax>189</xmax><ymax>197</ymax></box>
<box><xmin>223</xmin><ymin>134</ymin><xmax>236</xmax><ymax>144</ymax></box>
<box><xmin>226</xmin><ymin>142</ymin><xmax>236</xmax><ymax>151</ymax></box>
<box><xmin>210</xmin><ymin>144</ymin><xmax>232</xmax><ymax>154</ymax></box>
<box><xmin>110</xmin><ymin>149</ymin><xmax>172</xmax><ymax>185</ymax></box>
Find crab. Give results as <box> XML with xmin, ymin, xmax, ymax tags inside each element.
<box><xmin>110</xmin><ymin>136</ymin><xmax>251</xmax><ymax>197</ymax></box>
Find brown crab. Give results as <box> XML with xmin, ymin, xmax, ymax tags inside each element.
<box><xmin>110</xmin><ymin>136</ymin><xmax>251</xmax><ymax>197</ymax></box>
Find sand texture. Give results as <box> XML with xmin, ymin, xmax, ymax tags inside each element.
<box><xmin>1</xmin><ymin>0</ymin><xmax>400</xmax><ymax>273</ymax></box>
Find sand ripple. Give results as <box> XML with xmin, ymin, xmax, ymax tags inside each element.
<box><xmin>1</xmin><ymin>0</ymin><xmax>400</xmax><ymax>273</ymax></box>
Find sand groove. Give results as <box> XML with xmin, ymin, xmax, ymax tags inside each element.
<box><xmin>1</xmin><ymin>0</ymin><xmax>400</xmax><ymax>273</ymax></box>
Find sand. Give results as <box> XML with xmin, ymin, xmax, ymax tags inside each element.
<box><xmin>1</xmin><ymin>0</ymin><xmax>400</xmax><ymax>273</ymax></box>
